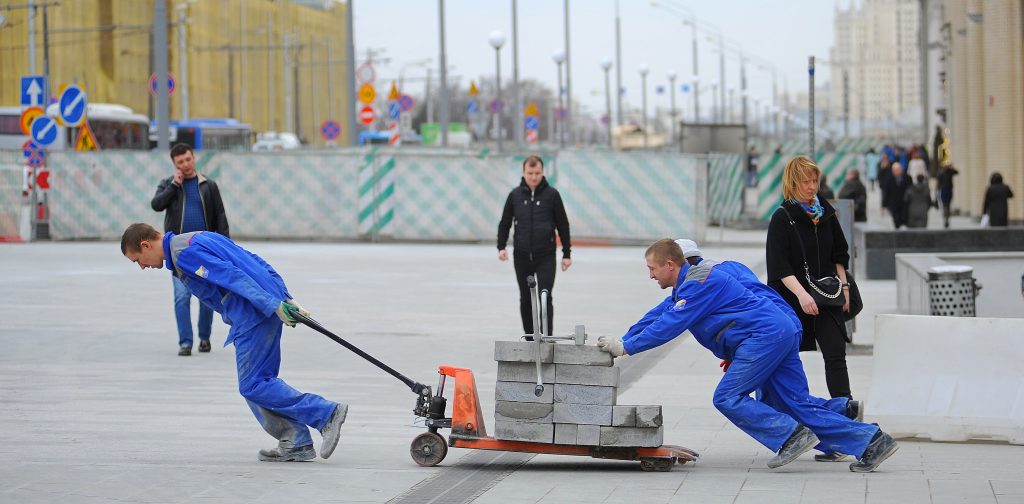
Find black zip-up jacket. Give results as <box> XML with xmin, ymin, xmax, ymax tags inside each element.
<box><xmin>151</xmin><ymin>173</ymin><xmax>230</xmax><ymax>237</ymax></box>
<box><xmin>766</xmin><ymin>199</ymin><xmax>850</xmax><ymax>347</ymax></box>
<box><xmin>497</xmin><ymin>177</ymin><xmax>571</xmax><ymax>258</ymax></box>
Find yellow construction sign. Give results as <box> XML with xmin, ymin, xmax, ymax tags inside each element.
<box><xmin>469</xmin><ymin>80</ymin><xmax>479</xmax><ymax>96</ymax></box>
<box><xmin>388</xmin><ymin>82</ymin><xmax>400</xmax><ymax>101</ymax></box>
<box><xmin>75</xmin><ymin>122</ymin><xmax>100</xmax><ymax>151</ymax></box>
<box><xmin>524</xmin><ymin>101</ymin><xmax>539</xmax><ymax>117</ymax></box>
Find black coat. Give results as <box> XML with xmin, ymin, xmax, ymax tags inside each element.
<box><xmin>767</xmin><ymin>199</ymin><xmax>850</xmax><ymax>351</ymax></box>
<box><xmin>151</xmin><ymin>173</ymin><xmax>230</xmax><ymax>236</ymax></box>
<box><xmin>983</xmin><ymin>183</ymin><xmax>1015</xmax><ymax>226</ymax></box>
<box><xmin>497</xmin><ymin>177</ymin><xmax>572</xmax><ymax>258</ymax></box>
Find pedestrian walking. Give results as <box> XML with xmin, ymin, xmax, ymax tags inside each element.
<box><xmin>837</xmin><ymin>169</ymin><xmax>868</xmax><ymax>222</ymax></box>
<box><xmin>936</xmin><ymin>163</ymin><xmax>959</xmax><ymax>228</ymax></box>
<box><xmin>151</xmin><ymin>143</ymin><xmax>229</xmax><ymax>356</ymax></box>
<box><xmin>904</xmin><ymin>174</ymin><xmax>935</xmax><ymax>229</ymax></box>
<box><xmin>497</xmin><ymin>155</ymin><xmax>572</xmax><ymax>337</ymax></box>
<box><xmin>982</xmin><ymin>172</ymin><xmax>1015</xmax><ymax>227</ymax></box>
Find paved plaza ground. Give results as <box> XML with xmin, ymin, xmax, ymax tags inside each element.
<box><xmin>1</xmin><ymin>229</ymin><xmax>1022</xmax><ymax>503</ymax></box>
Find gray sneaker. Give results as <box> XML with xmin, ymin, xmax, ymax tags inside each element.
<box><xmin>814</xmin><ymin>451</ymin><xmax>849</xmax><ymax>462</ymax></box>
<box><xmin>850</xmin><ymin>430</ymin><xmax>898</xmax><ymax>473</ymax></box>
<box><xmin>767</xmin><ymin>425</ymin><xmax>820</xmax><ymax>469</ymax></box>
<box><xmin>258</xmin><ymin>444</ymin><xmax>315</xmax><ymax>462</ymax></box>
<box><xmin>846</xmin><ymin>400</ymin><xmax>864</xmax><ymax>422</ymax></box>
<box><xmin>319</xmin><ymin>404</ymin><xmax>348</xmax><ymax>459</ymax></box>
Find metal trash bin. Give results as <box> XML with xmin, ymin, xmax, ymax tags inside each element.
<box><xmin>928</xmin><ymin>265</ymin><xmax>982</xmax><ymax>316</ymax></box>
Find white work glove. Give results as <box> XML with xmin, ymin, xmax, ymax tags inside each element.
<box><xmin>596</xmin><ymin>336</ymin><xmax>626</xmax><ymax>357</ymax></box>
<box><xmin>275</xmin><ymin>299</ymin><xmax>310</xmax><ymax>327</ymax></box>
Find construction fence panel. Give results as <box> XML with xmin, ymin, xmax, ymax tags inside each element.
<box><xmin>38</xmin><ymin>149</ymin><xmax>707</xmax><ymax>243</ymax></box>
<box><xmin>707</xmin><ymin>153</ymin><xmax>743</xmax><ymax>223</ymax></box>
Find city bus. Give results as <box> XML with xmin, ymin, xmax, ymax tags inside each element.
<box><xmin>0</xmin><ymin>103</ymin><xmax>150</xmax><ymax>151</ymax></box>
<box><xmin>150</xmin><ymin>118</ymin><xmax>253</xmax><ymax>151</ymax></box>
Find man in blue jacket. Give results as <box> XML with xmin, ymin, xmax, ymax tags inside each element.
<box><xmin>676</xmin><ymin>238</ymin><xmax>862</xmax><ymax>463</ymax></box>
<box><xmin>121</xmin><ymin>223</ymin><xmax>348</xmax><ymax>462</ymax></box>
<box><xmin>597</xmin><ymin>239</ymin><xmax>897</xmax><ymax>472</ymax></box>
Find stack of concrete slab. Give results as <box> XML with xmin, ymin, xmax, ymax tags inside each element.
<box><xmin>493</xmin><ymin>341</ymin><xmax>664</xmax><ymax>447</ymax></box>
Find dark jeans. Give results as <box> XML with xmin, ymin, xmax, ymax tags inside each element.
<box><xmin>513</xmin><ymin>252</ymin><xmax>557</xmax><ymax>336</ymax></box>
<box><xmin>812</xmin><ymin>309</ymin><xmax>852</xmax><ymax>399</ymax></box>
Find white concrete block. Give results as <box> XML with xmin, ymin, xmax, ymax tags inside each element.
<box><xmin>553</xmin><ymin>344</ymin><xmax>614</xmax><ymax>366</ymax></box>
<box><xmin>497</xmin><ymin>361</ymin><xmax>555</xmax><ymax>383</ymax></box>
<box><xmin>554</xmin><ymin>364</ymin><xmax>620</xmax><ymax>387</ymax></box>
<box><xmin>495</xmin><ymin>421</ymin><xmax>554</xmax><ymax>443</ymax></box>
<box><xmin>494</xmin><ymin>341</ymin><xmax>553</xmax><ymax>363</ymax></box>
<box><xmin>868</xmin><ymin>315</ymin><xmax>1024</xmax><ymax>445</ymax></box>
<box><xmin>553</xmin><ymin>384</ymin><xmax>616</xmax><ymax>405</ymax></box>
<box><xmin>495</xmin><ymin>381</ymin><xmax>553</xmax><ymax>404</ymax></box>
<box><xmin>599</xmin><ymin>426</ymin><xmax>664</xmax><ymax>447</ymax></box>
<box><xmin>494</xmin><ymin>401</ymin><xmax>554</xmax><ymax>423</ymax></box>
<box><xmin>635</xmin><ymin>405</ymin><xmax>663</xmax><ymax>427</ymax></box>
<box><xmin>553</xmin><ymin>403</ymin><xmax>613</xmax><ymax>425</ymax></box>
<box><xmin>577</xmin><ymin>424</ymin><xmax>601</xmax><ymax>446</ymax></box>
<box><xmin>554</xmin><ymin>423</ymin><xmax>578</xmax><ymax>445</ymax></box>
<box><xmin>612</xmin><ymin>406</ymin><xmax>637</xmax><ymax>427</ymax></box>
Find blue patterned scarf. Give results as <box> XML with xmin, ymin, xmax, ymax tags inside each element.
<box><xmin>793</xmin><ymin>195</ymin><xmax>823</xmax><ymax>224</ymax></box>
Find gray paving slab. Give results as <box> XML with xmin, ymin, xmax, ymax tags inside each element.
<box><xmin>1</xmin><ymin>240</ymin><xmax>1020</xmax><ymax>504</ymax></box>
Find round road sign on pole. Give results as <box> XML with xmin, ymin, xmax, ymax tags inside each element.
<box><xmin>359</xmin><ymin>105</ymin><xmax>376</xmax><ymax>125</ymax></box>
<box><xmin>19</xmin><ymin>106</ymin><xmax>45</xmax><ymax>136</ymax></box>
<box><xmin>58</xmin><ymin>84</ymin><xmax>87</xmax><ymax>127</ymax></box>
<box><xmin>30</xmin><ymin>115</ymin><xmax>59</xmax><ymax>147</ymax></box>
<box><xmin>398</xmin><ymin>94</ymin><xmax>414</xmax><ymax>113</ymax></box>
<box><xmin>149</xmin><ymin>73</ymin><xmax>177</xmax><ymax>96</ymax></box>
<box><xmin>356</xmin><ymin>62</ymin><xmax>376</xmax><ymax>84</ymax></box>
<box><xmin>320</xmin><ymin>119</ymin><xmax>341</xmax><ymax>141</ymax></box>
<box><xmin>358</xmin><ymin>84</ymin><xmax>376</xmax><ymax>104</ymax></box>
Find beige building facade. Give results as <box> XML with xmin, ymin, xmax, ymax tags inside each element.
<box><xmin>0</xmin><ymin>0</ymin><xmax>351</xmax><ymax>145</ymax></box>
<box><xmin>944</xmin><ymin>0</ymin><xmax>1023</xmax><ymax>220</ymax></box>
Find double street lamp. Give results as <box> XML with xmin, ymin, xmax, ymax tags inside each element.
<box><xmin>601</xmin><ymin>58</ymin><xmax>613</xmax><ymax>147</ymax></box>
<box><xmin>553</xmin><ymin>49</ymin><xmax>566</xmax><ymax>148</ymax></box>
<box><xmin>489</xmin><ymin>30</ymin><xmax>506</xmax><ymax>152</ymax></box>
<box><xmin>638</xmin><ymin>64</ymin><xmax>649</xmax><ymax>148</ymax></box>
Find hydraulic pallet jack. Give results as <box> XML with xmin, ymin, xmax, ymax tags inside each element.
<box><xmin>291</xmin><ymin>276</ymin><xmax>699</xmax><ymax>471</ymax></box>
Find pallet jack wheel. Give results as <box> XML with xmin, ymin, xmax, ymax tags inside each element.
<box><xmin>410</xmin><ymin>432</ymin><xmax>448</xmax><ymax>467</ymax></box>
<box><xmin>639</xmin><ymin>457</ymin><xmax>675</xmax><ymax>472</ymax></box>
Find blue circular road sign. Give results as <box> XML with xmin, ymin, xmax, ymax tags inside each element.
<box><xmin>681</xmin><ymin>83</ymin><xmax>691</xmax><ymax>93</ymax></box>
<box><xmin>467</xmin><ymin>101</ymin><xmax>479</xmax><ymax>113</ymax></box>
<box><xmin>524</xmin><ymin>116</ymin><xmax>539</xmax><ymax>130</ymax></box>
<box><xmin>58</xmin><ymin>84</ymin><xmax>87</xmax><ymax>127</ymax></box>
<box><xmin>398</xmin><ymin>94</ymin><xmax>414</xmax><ymax>113</ymax></box>
<box><xmin>22</xmin><ymin>140</ymin><xmax>46</xmax><ymax>168</ymax></box>
<box><xmin>321</xmin><ymin>119</ymin><xmax>341</xmax><ymax>141</ymax></box>
<box><xmin>30</xmin><ymin>116</ymin><xmax>58</xmax><ymax>147</ymax></box>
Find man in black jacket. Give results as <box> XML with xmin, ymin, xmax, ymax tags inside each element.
<box><xmin>497</xmin><ymin>155</ymin><xmax>572</xmax><ymax>337</ymax></box>
<box><xmin>151</xmin><ymin>143</ymin><xmax>230</xmax><ymax>355</ymax></box>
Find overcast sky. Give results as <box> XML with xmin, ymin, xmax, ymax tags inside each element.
<box><xmin>352</xmin><ymin>0</ymin><xmax>837</xmax><ymax>119</ymax></box>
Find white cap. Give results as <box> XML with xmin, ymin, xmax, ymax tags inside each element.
<box><xmin>675</xmin><ymin>238</ymin><xmax>702</xmax><ymax>259</ymax></box>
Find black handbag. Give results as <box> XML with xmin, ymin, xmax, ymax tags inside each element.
<box><xmin>844</xmin><ymin>270</ymin><xmax>863</xmax><ymax>321</ymax></box>
<box><xmin>778</xmin><ymin>207</ymin><xmax>845</xmax><ymax>308</ymax></box>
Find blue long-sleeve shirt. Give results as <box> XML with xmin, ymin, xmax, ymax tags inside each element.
<box><xmin>622</xmin><ymin>260</ymin><xmax>800</xmax><ymax>360</ymax></box>
<box><xmin>163</xmin><ymin>231</ymin><xmax>291</xmax><ymax>346</ymax></box>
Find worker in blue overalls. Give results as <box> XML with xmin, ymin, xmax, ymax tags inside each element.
<box><xmin>597</xmin><ymin>239</ymin><xmax>897</xmax><ymax>472</ymax></box>
<box><xmin>121</xmin><ymin>222</ymin><xmax>348</xmax><ymax>462</ymax></box>
<box><xmin>676</xmin><ymin>238</ymin><xmax>862</xmax><ymax>463</ymax></box>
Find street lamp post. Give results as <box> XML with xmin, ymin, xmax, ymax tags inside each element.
<box><xmin>639</xmin><ymin>64</ymin><xmax>649</xmax><ymax>148</ymax></box>
<box><xmin>489</xmin><ymin>31</ymin><xmax>506</xmax><ymax>152</ymax></box>
<box><xmin>601</xmin><ymin>58</ymin><xmax>613</xmax><ymax>147</ymax></box>
<box><xmin>175</xmin><ymin>2</ymin><xmax>193</xmax><ymax>121</ymax></box>
<box><xmin>667</xmin><ymin>71</ymin><xmax>677</xmax><ymax>144</ymax></box>
<box><xmin>691</xmin><ymin>76</ymin><xmax>700</xmax><ymax>122</ymax></box>
<box><xmin>553</xmin><ymin>49</ymin><xmax>566</xmax><ymax>148</ymax></box>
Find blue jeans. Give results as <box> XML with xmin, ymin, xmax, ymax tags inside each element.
<box><xmin>172</xmin><ymin>275</ymin><xmax>213</xmax><ymax>348</ymax></box>
<box><xmin>236</xmin><ymin>316</ymin><xmax>341</xmax><ymax>448</ymax></box>
<box><xmin>713</xmin><ymin>331</ymin><xmax>877</xmax><ymax>457</ymax></box>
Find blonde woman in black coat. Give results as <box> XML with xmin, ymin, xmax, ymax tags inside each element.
<box><xmin>766</xmin><ymin>156</ymin><xmax>853</xmax><ymax>400</ymax></box>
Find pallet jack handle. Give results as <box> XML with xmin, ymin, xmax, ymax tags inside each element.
<box><xmin>290</xmin><ymin>310</ymin><xmax>430</xmax><ymax>397</ymax></box>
